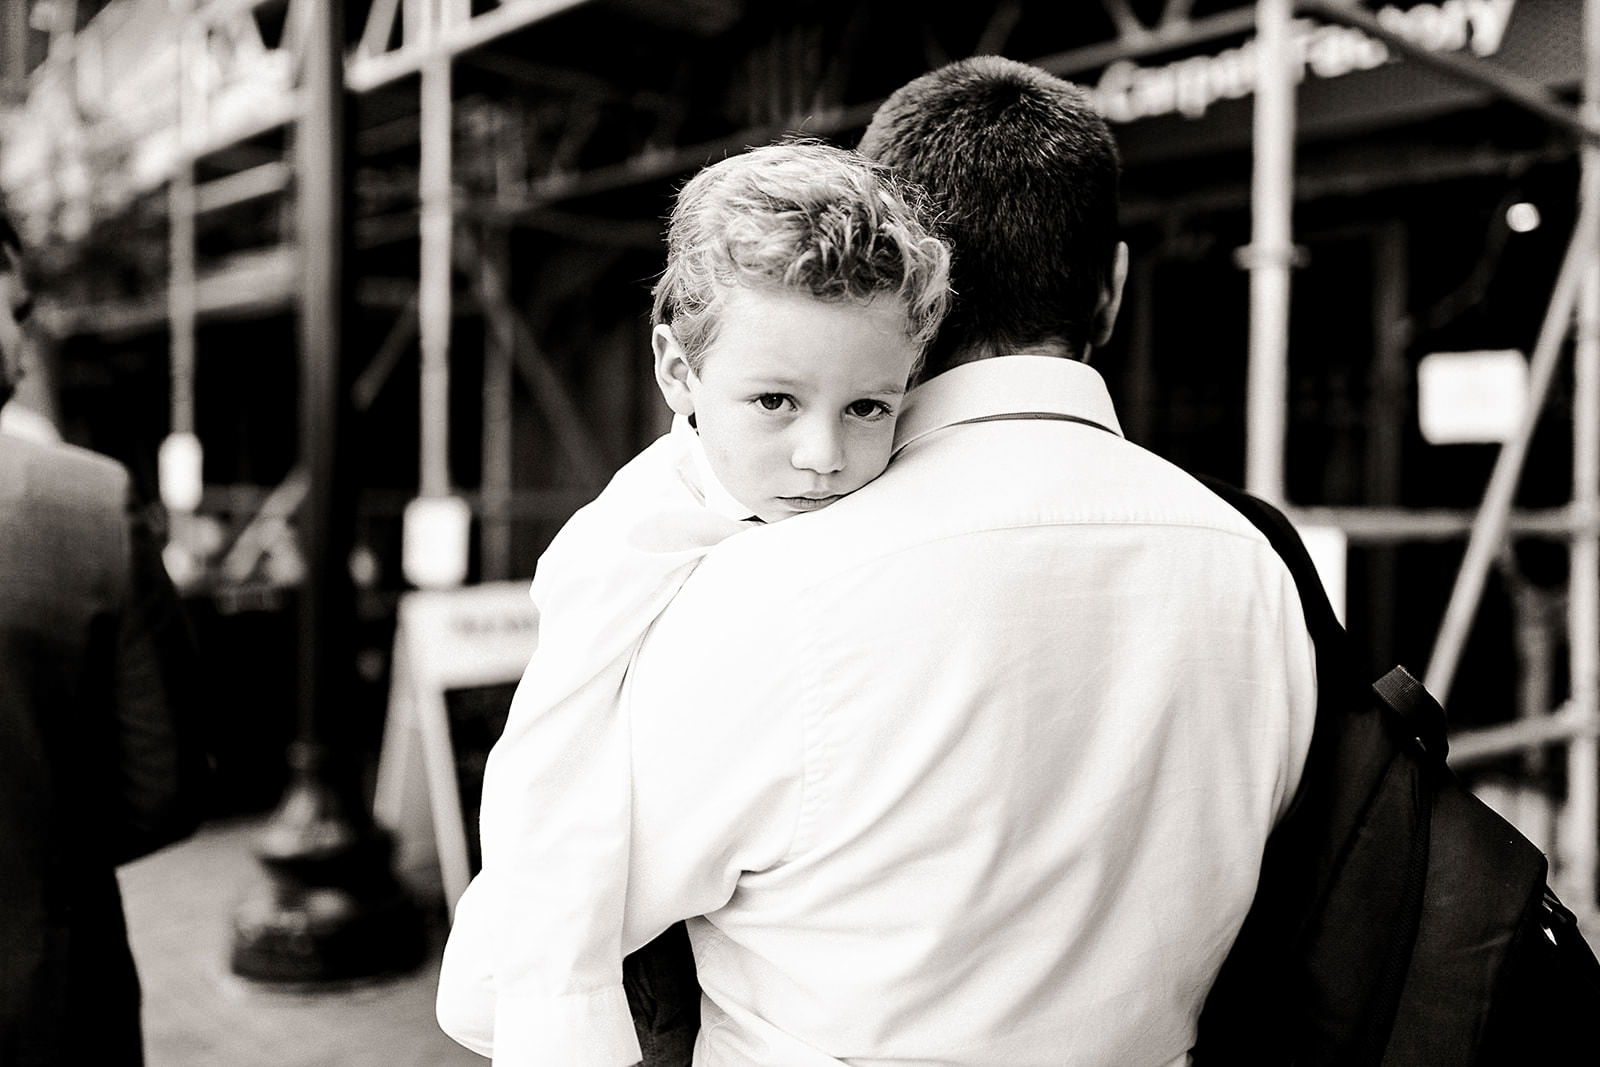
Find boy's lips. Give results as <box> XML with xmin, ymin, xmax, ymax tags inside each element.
<box><xmin>779</xmin><ymin>494</ymin><xmax>842</xmax><ymax>511</ymax></box>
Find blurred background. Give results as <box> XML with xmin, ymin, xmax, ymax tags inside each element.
<box><xmin>2</xmin><ymin>0</ymin><xmax>1598</xmax><ymax>1062</ymax></box>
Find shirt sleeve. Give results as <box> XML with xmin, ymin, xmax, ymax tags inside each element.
<box><xmin>477</xmin><ymin>644</ymin><xmax>644</xmax><ymax>1067</ymax></box>
<box><xmin>617</xmin><ymin>542</ymin><xmax>811</xmax><ymax>955</ymax></box>
<box><xmin>434</xmin><ymin>875</ymin><xmax>520</xmax><ymax>1057</ymax></box>
<box><xmin>438</xmin><ymin>431</ymin><xmax>747</xmax><ymax>1067</ymax></box>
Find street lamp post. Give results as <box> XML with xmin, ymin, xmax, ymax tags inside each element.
<box><xmin>229</xmin><ymin>0</ymin><xmax>425</xmax><ymax>984</ymax></box>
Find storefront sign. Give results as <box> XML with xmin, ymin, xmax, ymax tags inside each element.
<box><xmin>1093</xmin><ymin>0</ymin><xmax>1517</xmax><ymax>123</ymax></box>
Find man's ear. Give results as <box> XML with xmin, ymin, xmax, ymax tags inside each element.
<box><xmin>652</xmin><ymin>324</ymin><xmax>698</xmax><ymax>417</ymax></box>
<box><xmin>1089</xmin><ymin>241</ymin><xmax>1129</xmax><ymax>350</ymax></box>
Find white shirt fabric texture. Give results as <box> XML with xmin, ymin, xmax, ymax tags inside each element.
<box><xmin>438</xmin><ymin>414</ymin><xmax>754</xmax><ymax>1066</ymax></box>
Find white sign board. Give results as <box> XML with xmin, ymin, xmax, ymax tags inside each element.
<box><xmin>373</xmin><ymin>580</ymin><xmax>538</xmax><ymax>917</ymax></box>
<box><xmin>1296</xmin><ymin>523</ymin><xmax>1350</xmax><ymax>626</ymax></box>
<box><xmin>1417</xmin><ymin>349</ymin><xmax>1528</xmax><ymax>445</ymax></box>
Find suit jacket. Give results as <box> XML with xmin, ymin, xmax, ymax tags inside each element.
<box><xmin>0</xmin><ymin>432</ymin><xmax>208</xmax><ymax>1066</ymax></box>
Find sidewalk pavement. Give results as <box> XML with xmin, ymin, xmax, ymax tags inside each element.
<box><xmin>118</xmin><ymin>815</ymin><xmax>486</xmax><ymax>1067</ymax></box>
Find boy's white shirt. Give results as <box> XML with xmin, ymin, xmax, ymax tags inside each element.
<box><xmin>439</xmin><ymin>414</ymin><xmax>755</xmax><ymax>1066</ymax></box>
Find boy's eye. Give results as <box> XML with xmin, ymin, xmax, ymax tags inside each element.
<box><xmin>847</xmin><ymin>399</ymin><xmax>891</xmax><ymax>419</ymax></box>
<box><xmin>756</xmin><ymin>393</ymin><xmax>793</xmax><ymax>412</ymax></box>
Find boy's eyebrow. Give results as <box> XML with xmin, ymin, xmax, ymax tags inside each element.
<box><xmin>735</xmin><ymin>374</ymin><xmax>908</xmax><ymax>395</ymax></box>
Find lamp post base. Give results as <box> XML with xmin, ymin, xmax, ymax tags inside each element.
<box><xmin>229</xmin><ymin>741</ymin><xmax>427</xmax><ymax>983</ymax></box>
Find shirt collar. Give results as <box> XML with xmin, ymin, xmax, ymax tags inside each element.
<box><xmin>675</xmin><ymin>413</ymin><xmax>762</xmax><ymax>523</ymax></box>
<box><xmin>893</xmin><ymin>355</ymin><xmax>1124</xmax><ymax>458</ymax></box>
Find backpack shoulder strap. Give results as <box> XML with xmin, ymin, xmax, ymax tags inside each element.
<box><xmin>1192</xmin><ymin>475</ymin><xmax>1426</xmax><ymax>1066</ymax></box>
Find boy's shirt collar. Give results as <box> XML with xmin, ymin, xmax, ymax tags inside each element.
<box><xmin>674</xmin><ymin>413</ymin><xmax>763</xmax><ymax>523</ymax></box>
<box><xmin>893</xmin><ymin>354</ymin><xmax>1124</xmax><ymax>457</ymax></box>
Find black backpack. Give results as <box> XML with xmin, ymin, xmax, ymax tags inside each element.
<box><xmin>1193</xmin><ymin>476</ymin><xmax>1600</xmax><ymax>1066</ymax></box>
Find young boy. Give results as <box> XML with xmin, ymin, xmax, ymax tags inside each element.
<box><xmin>436</xmin><ymin>139</ymin><xmax>950</xmax><ymax>1066</ymax></box>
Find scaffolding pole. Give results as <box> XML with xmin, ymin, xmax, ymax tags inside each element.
<box><xmin>1423</xmin><ymin>204</ymin><xmax>1596</xmax><ymax>703</ymax></box>
<box><xmin>163</xmin><ymin>5</ymin><xmax>201</xmax><ymax>518</ymax></box>
<box><xmin>399</xmin><ymin>11</ymin><xmax>475</xmax><ymax>592</ymax></box>
<box><xmin>480</xmin><ymin>226</ymin><xmax>514</xmax><ymax>581</ymax></box>
<box><xmin>168</xmin><ymin>162</ymin><xmax>196</xmax><ymax>438</ymax></box>
<box><xmin>419</xmin><ymin>45</ymin><xmax>453</xmax><ymax>501</ymax></box>
<box><xmin>1245</xmin><ymin>0</ymin><xmax>1296</xmax><ymax>505</ymax></box>
<box><xmin>1562</xmin><ymin>0</ymin><xmax>1600</xmax><ymax>915</ymax></box>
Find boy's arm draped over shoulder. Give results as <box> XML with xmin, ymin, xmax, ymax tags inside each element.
<box><xmin>437</xmin><ymin>424</ymin><xmax>748</xmax><ymax>1066</ymax></box>
<box><xmin>616</xmin><ymin>533</ymin><xmax>810</xmax><ymax>954</ymax></box>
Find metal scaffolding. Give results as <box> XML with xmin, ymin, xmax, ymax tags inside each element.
<box><xmin>1246</xmin><ymin>0</ymin><xmax>1600</xmax><ymax>914</ymax></box>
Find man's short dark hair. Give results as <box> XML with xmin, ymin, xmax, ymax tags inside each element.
<box><xmin>857</xmin><ymin>56</ymin><xmax>1121</xmax><ymax>377</ymax></box>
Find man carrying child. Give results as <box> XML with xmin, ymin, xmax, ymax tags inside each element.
<box><xmin>441</xmin><ymin>57</ymin><xmax>1318</xmax><ymax>1067</ymax></box>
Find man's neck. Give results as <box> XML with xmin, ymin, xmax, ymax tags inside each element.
<box><xmin>942</xmin><ymin>340</ymin><xmax>1088</xmax><ymax>372</ymax></box>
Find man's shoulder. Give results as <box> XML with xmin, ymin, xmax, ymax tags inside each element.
<box><xmin>1</xmin><ymin>434</ymin><xmax>130</xmax><ymax>512</ymax></box>
<box><xmin>1125</xmin><ymin>453</ymin><xmax>1276</xmax><ymax>540</ymax></box>
<box><xmin>698</xmin><ymin>425</ymin><xmax>1268</xmax><ymax>580</ymax></box>
<box><xmin>3</xmin><ymin>432</ymin><xmax>127</xmax><ymax>478</ymax></box>
<box><xmin>0</xmin><ymin>439</ymin><xmax>133</xmax><ymax>592</ymax></box>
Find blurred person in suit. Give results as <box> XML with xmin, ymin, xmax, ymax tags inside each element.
<box><xmin>0</xmin><ymin>208</ymin><xmax>210</xmax><ymax>1065</ymax></box>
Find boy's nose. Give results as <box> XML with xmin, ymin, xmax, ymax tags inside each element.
<box><xmin>791</xmin><ymin>418</ymin><xmax>845</xmax><ymax>474</ymax></box>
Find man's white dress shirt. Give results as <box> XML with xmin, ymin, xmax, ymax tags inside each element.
<box><xmin>439</xmin><ymin>415</ymin><xmax>754</xmax><ymax>1066</ymax></box>
<box><xmin>610</xmin><ymin>356</ymin><xmax>1318</xmax><ymax>1066</ymax></box>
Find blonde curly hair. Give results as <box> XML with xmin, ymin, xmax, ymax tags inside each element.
<box><xmin>651</xmin><ymin>139</ymin><xmax>951</xmax><ymax>373</ymax></box>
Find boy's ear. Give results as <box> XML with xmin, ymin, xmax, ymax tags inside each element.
<box><xmin>652</xmin><ymin>324</ymin><xmax>697</xmax><ymax>417</ymax></box>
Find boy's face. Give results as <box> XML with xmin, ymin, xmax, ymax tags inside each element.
<box><xmin>654</xmin><ymin>286</ymin><xmax>920</xmax><ymax>523</ymax></box>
